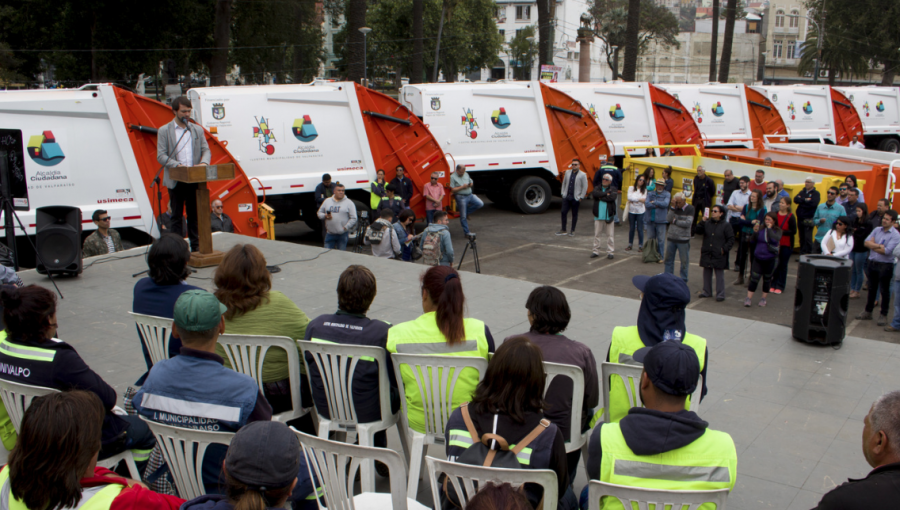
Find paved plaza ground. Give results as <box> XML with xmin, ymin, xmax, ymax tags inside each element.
<box><xmin>19</xmin><ymin>229</ymin><xmax>898</xmax><ymax>510</ymax></box>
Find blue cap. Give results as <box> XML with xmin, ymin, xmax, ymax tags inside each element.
<box><xmin>632</xmin><ymin>341</ymin><xmax>700</xmax><ymax>396</ymax></box>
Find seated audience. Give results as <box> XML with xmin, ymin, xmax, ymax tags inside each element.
<box><xmin>0</xmin><ymin>285</ymin><xmax>155</xmax><ymax>470</ymax></box>
<box><xmin>210</xmin><ymin>199</ymin><xmax>234</xmax><ymax>233</ymax></box>
<box><xmin>132</xmin><ymin>233</ymin><xmax>201</xmax><ymax>375</ymax></box>
<box><xmin>387</xmin><ymin>265</ymin><xmax>494</xmax><ymax>433</ymax></box>
<box><xmin>600</xmin><ymin>274</ymin><xmax>707</xmax><ymax>425</ymax></box>
<box><xmin>133</xmin><ymin>289</ymin><xmax>273</xmax><ymax>494</ymax></box>
<box><xmin>581</xmin><ymin>341</ymin><xmax>737</xmax><ymax>510</ymax></box>
<box><xmin>214</xmin><ymin>244</ymin><xmax>312</xmax><ymax>423</ymax></box>
<box><xmin>83</xmin><ymin>209</ymin><xmax>124</xmax><ymax>257</ymax></box>
<box><xmin>812</xmin><ymin>391</ymin><xmax>900</xmax><ymax>508</ymax></box>
<box><xmin>180</xmin><ymin>421</ymin><xmax>318</xmax><ymax>510</ymax></box>
<box><xmin>507</xmin><ymin>285</ymin><xmax>599</xmax><ymax>482</ymax></box>
<box><xmin>443</xmin><ymin>336</ymin><xmax>577</xmax><ymax>510</ymax></box>
<box><xmin>1</xmin><ymin>390</ymin><xmax>184</xmax><ymax>510</ymax></box>
<box><xmin>304</xmin><ymin>265</ymin><xmax>398</xmax><ymax>450</ymax></box>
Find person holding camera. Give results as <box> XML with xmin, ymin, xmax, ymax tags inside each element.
<box><xmin>794</xmin><ymin>177</ymin><xmax>821</xmax><ymax>254</ymax></box>
<box><xmin>745</xmin><ymin>212</ymin><xmax>782</xmax><ymax>307</ymax></box>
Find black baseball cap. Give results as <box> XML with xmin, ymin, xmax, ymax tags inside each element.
<box><xmin>632</xmin><ymin>341</ymin><xmax>700</xmax><ymax>396</ymax></box>
<box><xmin>224</xmin><ymin>421</ymin><xmax>300</xmax><ymax>490</ymax></box>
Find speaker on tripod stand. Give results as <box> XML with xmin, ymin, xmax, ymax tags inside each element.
<box><xmin>35</xmin><ymin>206</ymin><xmax>83</xmax><ymax>276</ymax></box>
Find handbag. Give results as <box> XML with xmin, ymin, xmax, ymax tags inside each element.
<box><xmin>764</xmin><ymin>229</ymin><xmax>779</xmax><ymax>255</ymax></box>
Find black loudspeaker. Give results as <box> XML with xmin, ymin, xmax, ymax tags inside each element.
<box><xmin>792</xmin><ymin>255</ymin><xmax>851</xmax><ymax>345</ymax></box>
<box><xmin>36</xmin><ymin>206</ymin><xmax>82</xmax><ymax>276</ymax></box>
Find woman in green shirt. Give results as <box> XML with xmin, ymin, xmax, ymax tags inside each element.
<box><xmin>214</xmin><ymin>244</ymin><xmax>310</xmax><ymax>420</ymax></box>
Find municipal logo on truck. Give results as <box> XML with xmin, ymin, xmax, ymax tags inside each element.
<box><xmin>461</xmin><ymin>108</ymin><xmax>479</xmax><ymax>139</ymax></box>
<box><xmin>691</xmin><ymin>102</ymin><xmax>703</xmax><ymax>123</ymax></box>
<box><xmin>711</xmin><ymin>102</ymin><xmax>724</xmax><ymax>117</ymax></box>
<box><xmin>27</xmin><ymin>131</ymin><xmax>65</xmax><ymax>167</ymax></box>
<box><xmin>431</xmin><ymin>97</ymin><xmax>441</xmax><ymax>110</ymax></box>
<box><xmin>212</xmin><ymin>103</ymin><xmax>225</xmax><ymax>120</ymax></box>
<box><xmin>608</xmin><ymin>104</ymin><xmax>624</xmax><ymax>121</ymax></box>
<box><xmin>802</xmin><ymin>102</ymin><xmax>813</xmax><ymax>114</ymax></box>
<box><xmin>253</xmin><ymin>115</ymin><xmax>277</xmax><ymax>155</ymax></box>
<box><xmin>292</xmin><ymin>116</ymin><xmax>318</xmax><ymax>142</ymax></box>
<box><xmin>787</xmin><ymin>102</ymin><xmax>796</xmax><ymax>120</ymax></box>
<box><xmin>863</xmin><ymin>102</ymin><xmax>870</xmax><ymax>117</ymax></box>
<box><xmin>876</xmin><ymin>101</ymin><xmax>885</xmax><ymax>112</ymax></box>
<box><xmin>491</xmin><ymin>108</ymin><xmax>510</xmax><ymax>129</ymax></box>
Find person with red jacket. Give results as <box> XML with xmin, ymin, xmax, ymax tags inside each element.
<box><xmin>0</xmin><ymin>390</ymin><xmax>184</xmax><ymax>510</ymax></box>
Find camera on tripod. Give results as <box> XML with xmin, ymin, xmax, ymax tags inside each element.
<box><xmin>466</xmin><ymin>232</ymin><xmax>476</xmax><ymax>242</ymax></box>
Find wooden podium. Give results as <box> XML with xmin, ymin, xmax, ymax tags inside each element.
<box><xmin>168</xmin><ymin>163</ymin><xmax>236</xmax><ymax>267</ymax></box>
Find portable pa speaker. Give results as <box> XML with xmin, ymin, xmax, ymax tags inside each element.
<box><xmin>792</xmin><ymin>255</ymin><xmax>851</xmax><ymax>346</ymax></box>
<box><xmin>36</xmin><ymin>206</ymin><xmax>83</xmax><ymax>276</ymax></box>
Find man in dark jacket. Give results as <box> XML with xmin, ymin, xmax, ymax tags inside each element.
<box><xmin>721</xmin><ymin>169</ymin><xmax>739</xmax><ymax>206</ymax></box>
<box><xmin>691</xmin><ymin>165</ymin><xmax>715</xmax><ymax>236</ymax></box>
<box><xmin>813</xmin><ymin>391</ymin><xmax>900</xmax><ymax>509</ymax></box>
<box><xmin>793</xmin><ymin>177</ymin><xmax>821</xmax><ymax>254</ymax></box>
<box><xmin>595</xmin><ymin>164</ymin><xmax>622</xmax><ymax>225</ymax></box>
<box><xmin>591</xmin><ymin>174</ymin><xmax>618</xmax><ymax>259</ymax></box>
<box><xmin>696</xmin><ymin>206</ymin><xmax>734</xmax><ymax>301</ymax></box>
<box><xmin>869</xmin><ymin>199</ymin><xmax>891</xmax><ymax>231</ymax></box>
<box><xmin>375</xmin><ymin>183</ymin><xmax>404</xmax><ymax>222</ymax></box>
<box><xmin>389</xmin><ymin>166</ymin><xmax>414</xmax><ymax>207</ymax></box>
<box><xmin>314</xmin><ymin>173</ymin><xmax>335</xmax><ymax>208</ymax></box>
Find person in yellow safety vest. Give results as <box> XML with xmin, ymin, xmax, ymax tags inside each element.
<box><xmin>592</xmin><ymin>273</ymin><xmax>708</xmax><ymax>426</ymax></box>
<box><xmin>0</xmin><ymin>390</ymin><xmax>186</xmax><ymax>510</ymax></box>
<box><xmin>386</xmin><ymin>265</ymin><xmax>495</xmax><ymax>434</ymax></box>
<box><xmin>371</xmin><ymin>169</ymin><xmax>387</xmax><ymax>209</ymax></box>
<box><xmin>580</xmin><ymin>341</ymin><xmax>737</xmax><ymax>510</ymax></box>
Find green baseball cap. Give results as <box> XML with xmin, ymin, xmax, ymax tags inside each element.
<box><xmin>173</xmin><ymin>290</ymin><xmax>227</xmax><ymax>331</ymax></box>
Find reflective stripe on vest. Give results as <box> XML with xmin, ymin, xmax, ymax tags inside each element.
<box><xmin>606</xmin><ymin>326</ymin><xmax>706</xmax><ymax>424</ymax></box>
<box><xmin>0</xmin><ymin>467</ymin><xmax>122</xmax><ymax>510</ymax></box>
<box><xmin>0</xmin><ymin>332</ymin><xmax>57</xmax><ymax>362</ymax></box>
<box><xmin>598</xmin><ymin>423</ymin><xmax>736</xmax><ymax>510</ymax></box>
<box><xmin>444</xmin><ymin>430</ymin><xmax>534</xmax><ymax>465</ymax></box>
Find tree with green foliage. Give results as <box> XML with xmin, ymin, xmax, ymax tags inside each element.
<box><xmin>798</xmin><ymin>0</ymin><xmax>868</xmax><ymax>85</ymax></box>
<box><xmin>505</xmin><ymin>25</ymin><xmax>538</xmax><ymax>80</ymax></box>
<box><xmin>589</xmin><ymin>0</ymin><xmax>680</xmax><ymax>77</ymax></box>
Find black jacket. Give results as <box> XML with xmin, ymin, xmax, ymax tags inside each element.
<box><xmin>595</xmin><ymin>166</ymin><xmax>622</xmax><ymax>190</ymax></box>
<box><xmin>376</xmin><ymin>196</ymin><xmax>404</xmax><ymax>222</ymax></box>
<box><xmin>692</xmin><ymin>175</ymin><xmax>715</xmax><ymax>207</ymax></box>
<box><xmin>812</xmin><ymin>461</ymin><xmax>900</xmax><ymax>509</ymax></box>
<box><xmin>793</xmin><ymin>188</ymin><xmax>820</xmax><ymax>219</ymax></box>
<box><xmin>721</xmin><ymin>178</ymin><xmax>740</xmax><ymax>206</ymax></box>
<box><xmin>592</xmin><ymin>184</ymin><xmax>618</xmax><ymax>222</ymax></box>
<box><xmin>696</xmin><ymin>218</ymin><xmax>735</xmax><ymax>269</ymax></box>
<box><xmin>775</xmin><ymin>212</ymin><xmax>798</xmax><ymax>248</ymax></box>
<box><xmin>390</xmin><ymin>177</ymin><xmax>414</xmax><ymax>205</ymax></box>
<box><xmin>315</xmin><ymin>182</ymin><xmax>335</xmax><ymax>207</ymax></box>
<box><xmin>210</xmin><ymin>212</ymin><xmax>234</xmax><ymax>233</ymax></box>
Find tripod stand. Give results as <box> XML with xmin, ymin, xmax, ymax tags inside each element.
<box><xmin>353</xmin><ymin>211</ymin><xmax>370</xmax><ymax>254</ymax></box>
<box><xmin>457</xmin><ymin>234</ymin><xmax>481</xmax><ymax>274</ymax></box>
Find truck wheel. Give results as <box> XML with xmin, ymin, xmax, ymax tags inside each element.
<box><xmin>879</xmin><ymin>138</ymin><xmax>900</xmax><ymax>153</ymax></box>
<box><xmin>511</xmin><ymin>176</ymin><xmax>552</xmax><ymax>214</ymax></box>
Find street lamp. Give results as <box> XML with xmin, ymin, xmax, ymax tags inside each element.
<box><xmin>359</xmin><ymin>27</ymin><xmax>372</xmax><ymax>86</ymax></box>
<box><xmin>611</xmin><ymin>45</ymin><xmax>619</xmax><ymax>81</ymax></box>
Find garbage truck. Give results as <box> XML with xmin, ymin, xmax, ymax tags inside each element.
<box><xmin>750</xmin><ymin>85</ymin><xmax>863</xmax><ymax>146</ymax></box>
<box><xmin>833</xmin><ymin>86</ymin><xmax>900</xmax><ymax>153</ymax></box>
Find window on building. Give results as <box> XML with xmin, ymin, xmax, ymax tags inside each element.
<box><xmin>775</xmin><ymin>9</ymin><xmax>784</xmax><ymax>27</ymax></box>
<box><xmin>789</xmin><ymin>10</ymin><xmax>799</xmax><ymax>28</ymax></box>
<box><xmin>499</xmin><ymin>29</ymin><xmax>505</xmax><ymax>39</ymax></box>
<box><xmin>773</xmin><ymin>40</ymin><xmax>783</xmax><ymax>58</ymax></box>
<box><xmin>516</xmin><ymin>6</ymin><xmax>531</xmax><ymax>20</ymax></box>
<box><xmin>787</xmin><ymin>40</ymin><xmax>796</xmax><ymax>59</ymax></box>
<box><xmin>496</xmin><ymin>7</ymin><xmax>505</xmax><ymax>18</ymax></box>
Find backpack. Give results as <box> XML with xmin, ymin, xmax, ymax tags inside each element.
<box><xmin>642</xmin><ymin>238</ymin><xmax>661</xmax><ymax>263</ymax></box>
<box><xmin>421</xmin><ymin>229</ymin><xmax>443</xmax><ymax>266</ymax></box>
<box><xmin>441</xmin><ymin>403</ymin><xmax>550</xmax><ymax>509</ymax></box>
<box><xmin>365</xmin><ymin>221</ymin><xmax>387</xmax><ymax>245</ymax></box>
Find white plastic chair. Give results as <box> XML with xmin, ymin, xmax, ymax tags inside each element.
<box><xmin>587</xmin><ymin>480</ymin><xmax>729</xmax><ymax>510</ymax></box>
<box><xmin>217</xmin><ymin>334</ymin><xmax>313</xmax><ymax>424</ymax></box>
<box><xmin>425</xmin><ymin>456</ymin><xmax>559</xmax><ymax>510</ymax></box>
<box><xmin>543</xmin><ymin>362</ymin><xmax>591</xmax><ymax>468</ymax></box>
<box><xmin>140</xmin><ymin>417</ymin><xmax>235</xmax><ymax>500</ymax></box>
<box><xmin>600</xmin><ymin>362</ymin><xmax>644</xmax><ymax>425</ymax></box>
<box><xmin>0</xmin><ymin>379</ymin><xmax>141</xmax><ymax>479</ymax></box>
<box><xmin>390</xmin><ymin>353</ymin><xmax>489</xmax><ymax>500</ymax></box>
<box><xmin>298</xmin><ymin>340</ymin><xmax>409</xmax><ymax>493</ymax></box>
<box><xmin>294</xmin><ymin>430</ymin><xmax>429</xmax><ymax>510</ymax></box>
<box><xmin>128</xmin><ymin>312</ymin><xmax>175</xmax><ymax>366</ymax></box>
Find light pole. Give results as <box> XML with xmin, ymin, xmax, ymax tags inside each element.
<box><xmin>359</xmin><ymin>27</ymin><xmax>372</xmax><ymax>86</ymax></box>
<box><xmin>611</xmin><ymin>45</ymin><xmax>619</xmax><ymax>81</ymax></box>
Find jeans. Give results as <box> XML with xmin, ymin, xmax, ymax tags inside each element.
<box><xmin>456</xmin><ymin>194</ymin><xmax>484</xmax><ymax>235</ymax></box>
<box><xmin>561</xmin><ymin>197</ymin><xmax>580</xmax><ymax>231</ymax></box>
<box><xmin>664</xmin><ymin>240</ymin><xmax>690</xmax><ymax>282</ymax></box>
<box><xmin>628</xmin><ymin>213</ymin><xmax>644</xmax><ymax>247</ymax></box>
<box><xmin>324</xmin><ymin>232</ymin><xmax>349</xmax><ymax>250</ymax></box>
<box><xmin>866</xmin><ymin>260</ymin><xmax>893</xmax><ymax>316</ymax></box>
<box><xmin>646</xmin><ymin>223</ymin><xmax>667</xmax><ymax>258</ymax></box>
<box><xmin>891</xmin><ymin>280</ymin><xmax>900</xmax><ymax>329</ymax></box>
<box><xmin>851</xmin><ymin>251</ymin><xmax>868</xmax><ymax>291</ymax></box>
<box><xmin>425</xmin><ymin>209</ymin><xmax>436</xmax><ymax>224</ymax></box>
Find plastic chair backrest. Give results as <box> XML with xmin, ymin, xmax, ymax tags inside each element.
<box><xmin>543</xmin><ymin>362</ymin><xmax>585</xmax><ymax>449</ymax></box>
<box><xmin>294</xmin><ymin>429</ymin><xmax>410</xmax><ymax>510</ymax></box>
<box><xmin>0</xmin><ymin>379</ymin><xmax>58</xmax><ymax>433</ymax></box>
<box><xmin>425</xmin><ymin>456</ymin><xmax>559</xmax><ymax>510</ymax></box>
<box><xmin>217</xmin><ymin>334</ymin><xmax>302</xmax><ymax>422</ymax></box>
<box><xmin>601</xmin><ymin>362</ymin><xmax>643</xmax><ymax>424</ymax></box>
<box><xmin>587</xmin><ymin>480</ymin><xmax>729</xmax><ymax>510</ymax></box>
<box><xmin>390</xmin><ymin>353</ymin><xmax>489</xmax><ymax>441</ymax></box>
<box><xmin>298</xmin><ymin>341</ymin><xmax>392</xmax><ymax>428</ymax></box>
<box><xmin>140</xmin><ymin>417</ymin><xmax>235</xmax><ymax>500</ymax></box>
<box><xmin>128</xmin><ymin>312</ymin><xmax>174</xmax><ymax>366</ymax></box>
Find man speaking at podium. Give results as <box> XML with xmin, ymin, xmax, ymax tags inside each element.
<box><xmin>157</xmin><ymin>96</ymin><xmax>210</xmax><ymax>252</ymax></box>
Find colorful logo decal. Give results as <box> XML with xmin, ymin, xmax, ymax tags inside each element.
<box><xmin>691</xmin><ymin>102</ymin><xmax>703</xmax><ymax>123</ymax></box>
<box><xmin>491</xmin><ymin>108</ymin><xmax>510</xmax><ymax>129</ymax></box>
<box><xmin>27</xmin><ymin>131</ymin><xmax>65</xmax><ymax>167</ymax></box>
<box><xmin>711</xmin><ymin>101</ymin><xmax>724</xmax><ymax>117</ymax></box>
<box><xmin>212</xmin><ymin>103</ymin><xmax>225</xmax><ymax>120</ymax></box>
<box><xmin>292</xmin><ymin>116</ymin><xmax>318</xmax><ymax>142</ymax></box>
<box><xmin>461</xmin><ymin>108</ymin><xmax>479</xmax><ymax>139</ymax></box>
<box><xmin>849</xmin><ymin>95</ymin><xmax>855</xmax><ymax>102</ymax></box>
<box><xmin>608</xmin><ymin>104</ymin><xmax>624</xmax><ymax>121</ymax></box>
<box><xmin>587</xmin><ymin>103</ymin><xmax>599</xmax><ymax>120</ymax></box>
<box><xmin>863</xmin><ymin>102</ymin><xmax>870</xmax><ymax>117</ymax></box>
<box><xmin>802</xmin><ymin>101</ymin><xmax>813</xmax><ymax>114</ymax></box>
<box><xmin>772</xmin><ymin>94</ymin><xmax>779</xmax><ymax>103</ymax></box>
<box><xmin>787</xmin><ymin>101</ymin><xmax>796</xmax><ymax>120</ymax></box>
<box><xmin>876</xmin><ymin>101</ymin><xmax>885</xmax><ymax>112</ymax></box>
<box><xmin>431</xmin><ymin>97</ymin><xmax>441</xmax><ymax>111</ymax></box>
<box><xmin>252</xmin><ymin>115</ymin><xmax>277</xmax><ymax>155</ymax></box>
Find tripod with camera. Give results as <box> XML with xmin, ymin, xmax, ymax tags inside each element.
<box><xmin>457</xmin><ymin>232</ymin><xmax>481</xmax><ymax>274</ymax></box>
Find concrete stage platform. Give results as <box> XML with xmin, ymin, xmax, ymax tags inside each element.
<box><xmin>19</xmin><ymin>233</ymin><xmax>899</xmax><ymax>510</ymax></box>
